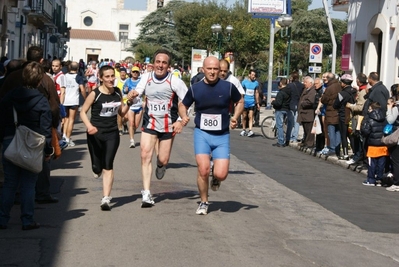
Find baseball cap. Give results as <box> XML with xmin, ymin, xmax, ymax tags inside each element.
<box><xmin>132</xmin><ymin>66</ymin><xmax>140</xmax><ymax>72</ymax></box>
<box><xmin>341</xmin><ymin>74</ymin><xmax>353</xmax><ymax>81</ymax></box>
<box><xmin>119</xmin><ymin>67</ymin><xmax>127</xmax><ymax>72</ymax></box>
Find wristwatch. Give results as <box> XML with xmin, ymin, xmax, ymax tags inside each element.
<box><xmin>126</xmin><ymin>100</ymin><xmax>133</xmax><ymax>106</ymax></box>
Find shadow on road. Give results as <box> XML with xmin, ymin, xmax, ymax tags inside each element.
<box><xmin>207</xmin><ymin>200</ymin><xmax>259</xmax><ymax>213</ymax></box>
<box><xmin>167</xmin><ymin>162</ymin><xmax>197</xmax><ymax>169</ymax></box>
<box><xmin>229</xmin><ymin>170</ymin><xmax>255</xmax><ymax>175</ymax></box>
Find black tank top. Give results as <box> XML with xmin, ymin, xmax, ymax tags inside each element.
<box><xmin>90</xmin><ymin>87</ymin><xmax>122</xmax><ymax>133</ymax></box>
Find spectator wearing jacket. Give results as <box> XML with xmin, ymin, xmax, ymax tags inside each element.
<box><xmin>287</xmin><ymin>71</ymin><xmax>304</xmax><ymax>143</ymax></box>
<box><xmin>333</xmin><ymin>74</ymin><xmax>357</xmax><ymax>160</ymax></box>
<box><xmin>297</xmin><ymin>76</ymin><xmax>317</xmax><ymax>149</ymax></box>
<box><xmin>386</xmin><ymin>85</ymin><xmax>399</xmax><ymax>192</ymax></box>
<box><xmin>313</xmin><ymin>78</ymin><xmax>325</xmax><ymax>152</ymax></box>
<box><xmin>272</xmin><ymin>78</ymin><xmax>290</xmax><ymax>147</ymax></box>
<box><xmin>361</xmin><ymin>102</ymin><xmax>389</xmax><ymax>186</ymax></box>
<box><xmin>363</xmin><ymin>72</ymin><xmax>389</xmax><ymax>116</ymax></box>
<box><xmin>0</xmin><ymin>62</ymin><xmax>53</xmax><ymax>230</ymax></box>
<box><xmin>321</xmin><ymin>73</ymin><xmax>342</xmax><ymax>156</ymax></box>
<box><xmin>346</xmin><ymin>73</ymin><xmax>368</xmax><ymax>164</ymax></box>
<box><xmin>0</xmin><ymin>46</ymin><xmax>60</xmax><ymax>204</ymax></box>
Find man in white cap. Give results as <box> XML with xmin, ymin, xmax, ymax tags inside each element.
<box><xmin>333</xmin><ymin>74</ymin><xmax>357</xmax><ymax>160</ymax></box>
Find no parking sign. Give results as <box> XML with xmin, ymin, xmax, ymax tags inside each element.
<box><xmin>309</xmin><ymin>43</ymin><xmax>323</xmax><ymax>63</ymax></box>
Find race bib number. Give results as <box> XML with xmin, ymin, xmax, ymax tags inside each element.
<box><xmin>200</xmin><ymin>114</ymin><xmax>222</xmax><ymax>131</ymax></box>
<box><xmin>100</xmin><ymin>102</ymin><xmax>121</xmax><ymax>117</ymax></box>
<box><xmin>245</xmin><ymin>89</ymin><xmax>255</xmax><ymax>96</ymax></box>
<box><xmin>148</xmin><ymin>100</ymin><xmax>168</xmax><ymax>116</ymax></box>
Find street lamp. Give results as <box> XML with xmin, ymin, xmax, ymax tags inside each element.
<box><xmin>211</xmin><ymin>24</ymin><xmax>233</xmax><ymax>59</ymax></box>
<box><xmin>277</xmin><ymin>14</ymin><xmax>293</xmax><ymax>77</ymax></box>
<box><xmin>18</xmin><ymin>5</ymin><xmax>31</xmax><ymax>58</ymax></box>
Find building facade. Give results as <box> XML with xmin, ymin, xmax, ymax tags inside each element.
<box><xmin>333</xmin><ymin>0</ymin><xmax>399</xmax><ymax>87</ymax></box>
<box><xmin>0</xmin><ymin>0</ymin><xmax>69</xmax><ymax>60</ymax></box>
<box><xmin>65</xmin><ymin>0</ymin><xmax>171</xmax><ymax>63</ymax></box>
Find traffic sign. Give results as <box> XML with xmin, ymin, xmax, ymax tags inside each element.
<box><xmin>309</xmin><ymin>43</ymin><xmax>323</xmax><ymax>63</ymax></box>
<box><xmin>308</xmin><ymin>66</ymin><xmax>322</xmax><ymax>73</ymax></box>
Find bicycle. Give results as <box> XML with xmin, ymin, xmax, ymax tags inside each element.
<box><xmin>261</xmin><ymin>114</ymin><xmax>287</xmax><ymax>139</ymax></box>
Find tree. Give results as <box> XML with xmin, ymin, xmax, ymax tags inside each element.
<box><xmin>128</xmin><ymin>1</ymin><xmax>188</xmax><ymax>63</ymax></box>
<box><xmin>129</xmin><ymin>0</ymin><xmax>347</xmax><ymax>77</ymax></box>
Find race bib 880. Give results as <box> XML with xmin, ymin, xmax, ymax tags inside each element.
<box><xmin>200</xmin><ymin>113</ymin><xmax>222</xmax><ymax>131</ymax></box>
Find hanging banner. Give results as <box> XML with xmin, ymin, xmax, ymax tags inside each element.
<box><xmin>248</xmin><ymin>0</ymin><xmax>286</xmax><ymax>15</ymax></box>
<box><xmin>341</xmin><ymin>33</ymin><xmax>351</xmax><ymax>71</ymax></box>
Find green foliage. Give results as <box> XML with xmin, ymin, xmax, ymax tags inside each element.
<box><xmin>129</xmin><ymin>0</ymin><xmax>347</xmax><ymax>78</ymax></box>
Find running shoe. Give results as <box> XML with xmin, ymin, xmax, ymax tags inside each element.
<box><xmin>386</xmin><ymin>185</ymin><xmax>399</xmax><ymax>192</ymax></box>
<box><xmin>93</xmin><ymin>171</ymin><xmax>102</xmax><ymax>178</ymax></box>
<box><xmin>196</xmin><ymin>202</ymin><xmax>209</xmax><ymax>215</ymax></box>
<box><xmin>100</xmin><ymin>196</ymin><xmax>112</xmax><ymax>211</ymax></box>
<box><xmin>123</xmin><ymin>124</ymin><xmax>128</xmax><ymax>134</ymax></box>
<box><xmin>141</xmin><ymin>190</ymin><xmax>155</xmax><ymax>207</ymax></box>
<box><xmin>210</xmin><ymin>167</ymin><xmax>221</xmax><ymax>191</ymax></box>
<box><xmin>129</xmin><ymin>139</ymin><xmax>135</xmax><ymax>148</ymax></box>
<box><xmin>247</xmin><ymin>130</ymin><xmax>254</xmax><ymax>137</ymax></box>
<box><xmin>155</xmin><ymin>161</ymin><xmax>166</xmax><ymax>180</ymax></box>
<box><xmin>59</xmin><ymin>140</ymin><xmax>68</xmax><ymax>150</ymax></box>
<box><xmin>119</xmin><ymin>130</ymin><xmax>123</xmax><ymax>136</ymax></box>
<box><xmin>240</xmin><ymin>130</ymin><xmax>247</xmax><ymax>136</ymax></box>
<box><xmin>68</xmin><ymin>139</ymin><xmax>76</xmax><ymax>147</ymax></box>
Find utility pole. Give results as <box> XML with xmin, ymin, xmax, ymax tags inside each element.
<box><xmin>322</xmin><ymin>0</ymin><xmax>337</xmax><ymax>74</ymax></box>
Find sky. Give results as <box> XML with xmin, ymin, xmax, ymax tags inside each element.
<box><xmin>126</xmin><ymin>0</ymin><xmax>346</xmax><ymax>20</ymax></box>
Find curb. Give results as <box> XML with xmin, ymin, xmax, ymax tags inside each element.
<box><xmin>288</xmin><ymin>142</ymin><xmax>368</xmax><ymax>177</ymax></box>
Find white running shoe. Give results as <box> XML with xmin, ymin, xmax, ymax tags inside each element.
<box><xmin>68</xmin><ymin>139</ymin><xmax>75</xmax><ymax>147</ymax></box>
<box><xmin>247</xmin><ymin>130</ymin><xmax>254</xmax><ymax>137</ymax></box>
<box><xmin>196</xmin><ymin>202</ymin><xmax>209</xmax><ymax>215</ymax></box>
<box><xmin>240</xmin><ymin>130</ymin><xmax>247</xmax><ymax>136</ymax></box>
<box><xmin>141</xmin><ymin>190</ymin><xmax>155</xmax><ymax>207</ymax></box>
<box><xmin>100</xmin><ymin>196</ymin><xmax>112</xmax><ymax>211</ymax></box>
<box><xmin>129</xmin><ymin>139</ymin><xmax>135</xmax><ymax>148</ymax></box>
<box><xmin>93</xmin><ymin>171</ymin><xmax>102</xmax><ymax>178</ymax></box>
<box><xmin>386</xmin><ymin>185</ymin><xmax>399</xmax><ymax>192</ymax></box>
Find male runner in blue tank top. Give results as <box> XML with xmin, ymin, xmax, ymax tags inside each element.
<box><xmin>179</xmin><ymin>56</ymin><xmax>244</xmax><ymax>215</ymax></box>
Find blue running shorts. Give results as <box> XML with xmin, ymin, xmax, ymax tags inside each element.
<box><xmin>193</xmin><ymin>128</ymin><xmax>230</xmax><ymax>159</ymax></box>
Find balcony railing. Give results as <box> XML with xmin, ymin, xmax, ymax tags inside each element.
<box><xmin>332</xmin><ymin>0</ymin><xmax>349</xmax><ymax>12</ymax></box>
<box><xmin>29</xmin><ymin>0</ymin><xmax>53</xmax><ymax>21</ymax></box>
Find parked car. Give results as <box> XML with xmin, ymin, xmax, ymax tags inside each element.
<box><xmin>261</xmin><ymin>80</ymin><xmax>279</xmax><ymax>106</ymax></box>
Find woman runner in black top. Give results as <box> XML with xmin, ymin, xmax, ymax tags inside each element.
<box><xmin>80</xmin><ymin>65</ymin><xmax>131</xmax><ymax>210</ymax></box>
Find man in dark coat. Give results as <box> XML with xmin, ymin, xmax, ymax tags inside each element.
<box><xmin>297</xmin><ymin>76</ymin><xmax>317</xmax><ymax>149</ymax></box>
<box><xmin>362</xmin><ymin>71</ymin><xmax>389</xmax><ymax>116</ymax></box>
<box><xmin>287</xmin><ymin>71</ymin><xmax>304</xmax><ymax>142</ymax></box>
<box><xmin>333</xmin><ymin>74</ymin><xmax>357</xmax><ymax>160</ymax></box>
<box><xmin>271</xmin><ymin>78</ymin><xmax>290</xmax><ymax>147</ymax></box>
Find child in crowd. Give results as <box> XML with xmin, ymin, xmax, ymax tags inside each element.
<box><xmin>361</xmin><ymin>102</ymin><xmax>389</xmax><ymax>186</ymax></box>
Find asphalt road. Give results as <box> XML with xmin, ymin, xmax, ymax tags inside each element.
<box><xmin>1</xmin><ymin>111</ymin><xmax>398</xmax><ymax>267</ymax></box>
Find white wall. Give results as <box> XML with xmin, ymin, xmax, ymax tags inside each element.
<box><xmin>65</xmin><ymin>0</ymin><xmax>154</xmax><ymax>62</ymax></box>
<box><xmin>66</xmin><ymin>39</ymin><xmax>123</xmax><ymax>62</ymax></box>
<box><xmin>348</xmin><ymin>0</ymin><xmax>399</xmax><ymax>87</ymax></box>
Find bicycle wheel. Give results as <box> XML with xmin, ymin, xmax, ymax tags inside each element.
<box><xmin>261</xmin><ymin>116</ymin><xmax>277</xmax><ymax>139</ymax></box>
